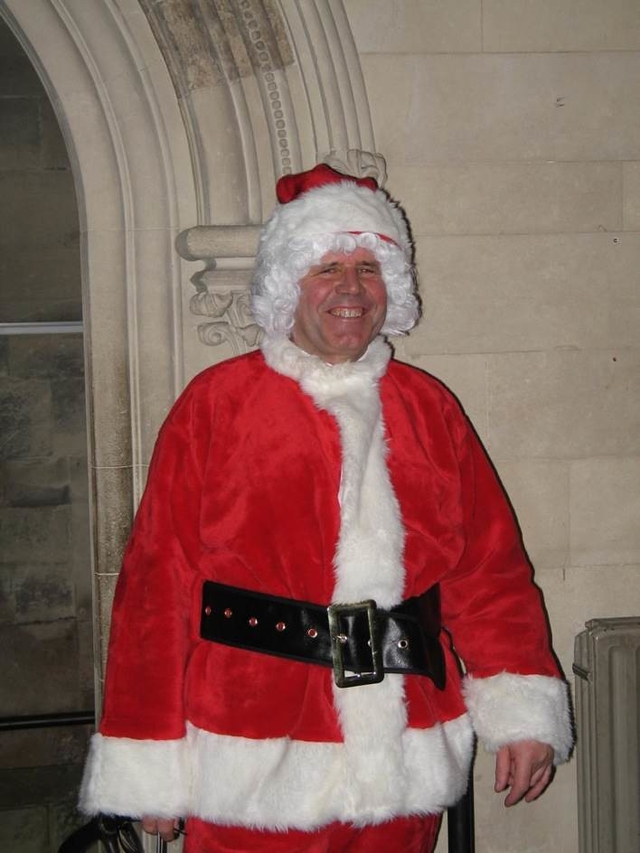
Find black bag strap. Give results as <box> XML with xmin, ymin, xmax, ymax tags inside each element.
<box><xmin>58</xmin><ymin>815</ymin><xmax>143</xmax><ymax>853</ymax></box>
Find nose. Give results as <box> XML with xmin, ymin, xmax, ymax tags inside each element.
<box><xmin>336</xmin><ymin>264</ymin><xmax>362</xmax><ymax>294</ymax></box>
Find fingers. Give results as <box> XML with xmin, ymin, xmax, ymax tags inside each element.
<box><xmin>141</xmin><ymin>817</ymin><xmax>158</xmax><ymax>834</ymax></box>
<box><xmin>141</xmin><ymin>817</ymin><xmax>179</xmax><ymax>843</ymax></box>
<box><xmin>494</xmin><ymin>746</ymin><xmax>512</xmax><ymax>793</ymax></box>
<box><xmin>495</xmin><ymin>741</ymin><xmax>554</xmax><ymax>807</ymax></box>
<box><xmin>524</xmin><ymin>763</ymin><xmax>553</xmax><ymax>803</ymax></box>
<box><xmin>503</xmin><ymin>755</ymin><xmax>533</xmax><ymax>806</ymax></box>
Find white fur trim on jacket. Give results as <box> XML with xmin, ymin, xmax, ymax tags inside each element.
<box><xmin>463</xmin><ymin>672</ymin><xmax>573</xmax><ymax>764</ymax></box>
<box><xmin>80</xmin><ymin>716</ymin><xmax>474</xmax><ymax>828</ymax></box>
<box><xmin>79</xmin><ymin>732</ymin><xmax>191</xmax><ymax>818</ymax></box>
<box><xmin>188</xmin><ymin>717</ymin><xmax>473</xmax><ymax>829</ymax></box>
<box><xmin>263</xmin><ymin>335</ymin><xmax>421</xmax><ymax>815</ymax></box>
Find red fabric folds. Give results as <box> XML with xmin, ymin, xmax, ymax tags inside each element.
<box><xmin>184</xmin><ymin>814</ymin><xmax>441</xmax><ymax>853</ymax></box>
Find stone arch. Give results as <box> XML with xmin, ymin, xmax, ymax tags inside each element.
<box><xmin>0</xmin><ymin>0</ymin><xmax>382</xmax><ymax>675</ymax></box>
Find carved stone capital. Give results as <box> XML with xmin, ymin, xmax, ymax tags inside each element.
<box><xmin>191</xmin><ymin>285</ymin><xmax>262</xmax><ymax>354</ymax></box>
<box><xmin>323</xmin><ymin>149</ymin><xmax>388</xmax><ymax>187</ymax></box>
<box><xmin>178</xmin><ymin>227</ymin><xmax>262</xmax><ymax>353</ymax></box>
<box><xmin>176</xmin><ymin>225</ymin><xmax>260</xmax><ymax>262</ymax></box>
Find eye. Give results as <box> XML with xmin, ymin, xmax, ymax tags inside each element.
<box><xmin>358</xmin><ymin>264</ymin><xmax>381</xmax><ymax>276</ymax></box>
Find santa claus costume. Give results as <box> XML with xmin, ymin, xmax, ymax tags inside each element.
<box><xmin>80</xmin><ymin>166</ymin><xmax>572</xmax><ymax>852</ymax></box>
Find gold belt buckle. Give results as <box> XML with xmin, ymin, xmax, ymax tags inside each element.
<box><xmin>327</xmin><ymin>599</ymin><xmax>384</xmax><ymax>688</ymax></box>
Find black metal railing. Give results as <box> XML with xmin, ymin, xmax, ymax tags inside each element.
<box><xmin>448</xmin><ymin>775</ymin><xmax>475</xmax><ymax>853</ymax></box>
<box><xmin>0</xmin><ymin>710</ymin><xmax>95</xmax><ymax>731</ymax></box>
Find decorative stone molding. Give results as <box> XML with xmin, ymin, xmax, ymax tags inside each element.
<box><xmin>137</xmin><ymin>0</ymin><xmax>301</xmax><ymax>224</ymax></box>
<box><xmin>177</xmin><ymin>224</ymin><xmax>260</xmax><ymax>260</ymax></box>
<box><xmin>176</xmin><ymin>224</ymin><xmax>262</xmax><ymax>354</ymax></box>
<box><xmin>192</xmin><ymin>285</ymin><xmax>261</xmax><ymax>352</ymax></box>
<box><xmin>324</xmin><ymin>148</ymin><xmax>388</xmax><ymax>187</ymax></box>
<box><xmin>139</xmin><ymin>0</ymin><xmax>385</xmax><ymax>224</ymax></box>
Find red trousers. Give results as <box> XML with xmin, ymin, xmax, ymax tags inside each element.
<box><xmin>184</xmin><ymin>815</ymin><xmax>441</xmax><ymax>852</ymax></box>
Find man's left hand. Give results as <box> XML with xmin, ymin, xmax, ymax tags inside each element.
<box><xmin>494</xmin><ymin>739</ymin><xmax>554</xmax><ymax>806</ymax></box>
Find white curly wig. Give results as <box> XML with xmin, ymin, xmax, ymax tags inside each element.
<box><xmin>251</xmin><ymin>169</ymin><xmax>419</xmax><ymax>338</ymax></box>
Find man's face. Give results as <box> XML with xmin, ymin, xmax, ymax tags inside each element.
<box><xmin>291</xmin><ymin>247</ymin><xmax>387</xmax><ymax>364</ymax></box>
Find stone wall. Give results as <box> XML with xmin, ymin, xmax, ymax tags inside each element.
<box><xmin>0</xmin><ymin>16</ymin><xmax>93</xmax><ymax>852</ymax></box>
<box><xmin>344</xmin><ymin>1</ymin><xmax>640</xmax><ymax>851</ymax></box>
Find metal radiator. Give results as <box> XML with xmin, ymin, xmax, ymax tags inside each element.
<box><xmin>573</xmin><ymin>617</ymin><xmax>640</xmax><ymax>853</ymax></box>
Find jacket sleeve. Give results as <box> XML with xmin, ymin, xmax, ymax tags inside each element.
<box><xmin>80</xmin><ymin>385</ymin><xmax>208</xmax><ymax>818</ymax></box>
<box><xmin>439</xmin><ymin>397</ymin><xmax>573</xmax><ymax>764</ymax></box>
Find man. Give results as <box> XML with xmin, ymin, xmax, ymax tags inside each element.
<box><xmin>80</xmin><ymin>165</ymin><xmax>573</xmax><ymax>852</ymax></box>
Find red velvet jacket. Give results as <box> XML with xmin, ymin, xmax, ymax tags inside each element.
<box><xmin>80</xmin><ymin>338</ymin><xmax>571</xmax><ymax>830</ymax></box>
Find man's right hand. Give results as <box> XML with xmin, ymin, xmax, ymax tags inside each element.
<box><xmin>141</xmin><ymin>817</ymin><xmax>180</xmax><ymax>843</ymax></box>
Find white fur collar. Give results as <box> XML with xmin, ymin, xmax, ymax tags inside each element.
<box><xmin>260</xmin><ymin>334</ymin><xmax>391</xmax><ymax>391</ymax></box>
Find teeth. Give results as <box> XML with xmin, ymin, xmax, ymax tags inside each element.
<box><xmin>330</xmin><ymin>308</ymin><xmax>363</xmax><ymax>318</ymax></box>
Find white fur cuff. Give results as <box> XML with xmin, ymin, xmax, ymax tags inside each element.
<box><xmin>463</xmin><ymin>672</ymin><xmax>573</xmax><ymax>764</ymax></box>
<box><xmin>79</xmin><ymin>733</ymin><xmax>191</xmax><ymax>818</ymax></box>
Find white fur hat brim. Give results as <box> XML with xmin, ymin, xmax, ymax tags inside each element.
<box><xmin>261</xmin><ymin>180</ymin><xmax>412</xmax><ymax>257</ymax></box>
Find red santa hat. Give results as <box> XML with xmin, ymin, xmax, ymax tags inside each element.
<box><xmin>251</xmin><ymin>164</ymin><xmax>419</xmax><ymax>338</ymax></box>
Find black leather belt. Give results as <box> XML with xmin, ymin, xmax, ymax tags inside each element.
<box><xmin>200</xmin><ymin>581</ymin><xmax>445</xmax><ymax>690</ymax></box>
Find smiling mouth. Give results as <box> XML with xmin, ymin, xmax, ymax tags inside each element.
<box><xmin>328</xmin><ymin>307</ymin><xmax>365</xmax><ymax>318</ymax></box>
